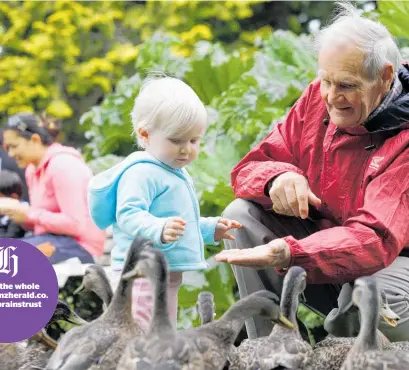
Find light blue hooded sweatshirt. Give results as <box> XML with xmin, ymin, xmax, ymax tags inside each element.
<box><xmin>87</xmin><ymin>151</ymin><xmax>219</xmax><ymax>272</ymax></box>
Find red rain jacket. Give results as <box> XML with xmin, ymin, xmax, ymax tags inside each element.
<box><xmin>231</xmin><ymin>64</ymin><xmax>409</xmax><ymax>284</ymax></box>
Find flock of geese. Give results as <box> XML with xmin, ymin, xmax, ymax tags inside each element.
<box><xmin>2</xmin><ymin>236</ymin><xmax>409</xmax><ymax>369</ymax></box>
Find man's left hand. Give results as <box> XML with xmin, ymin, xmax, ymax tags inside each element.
<box><xmin>214</xmin><ymin>238</ymin><xmax>291</xmax><ymax>269</ymax></box>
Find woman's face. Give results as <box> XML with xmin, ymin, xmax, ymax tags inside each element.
<box><xmin>3</xmin><ymin>130</ymin><xmax>42</xmax><ymax>168</ymax></box>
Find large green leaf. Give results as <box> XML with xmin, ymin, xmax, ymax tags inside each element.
<box><xmin>377</xmin><ymin>1</ymin><xmax>409</xmax><ymax>40</ymax></box>
<box><xmin>210</xmin><ymin>30</ymin><xmax>316</xmax><ymax>157</ymax></box>
<box><xmin>185</xmin><ymin>41</ymin><xmax>254</xmax><ymax>104</ymax></box>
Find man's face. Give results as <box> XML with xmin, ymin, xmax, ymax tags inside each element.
<box><xmin>318</xmin><ymin>42</ymin><xmax>393</xmax><ymax>128</ymax></box>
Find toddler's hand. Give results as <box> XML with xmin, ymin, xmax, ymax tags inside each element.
<box><xmin>214</xmin><ymin>218</ymin><xmax>242</xmax><ymax>241</ymax></box>
<box><xmin>161</xmin><ymin>217</ymin><xmax>186</xmax><ymax>243</ymax></box>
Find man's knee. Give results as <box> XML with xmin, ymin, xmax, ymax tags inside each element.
<box><xmin>222</xmin><ymin>198</ymin><xmax>257</xmax><ymax>222</ymax></box>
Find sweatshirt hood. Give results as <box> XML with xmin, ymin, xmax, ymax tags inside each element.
<box><xmin>364</xmin><ymin>63</ymin><xmax>409</xmax><ymax>133</ymax></box>
<box><xmin>36</xmin><ymin>143</ymin><xmax>83</xmax><ymax>173</ymax></box>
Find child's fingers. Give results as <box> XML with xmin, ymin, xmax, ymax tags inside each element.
<box><xmin>219</xmin><ymin>218</ymin><xmax>232</xmax><ymax>228</ymax></box>
<box><xmin>168</xmin><ymin>228</ymin><xmax>184</xmax><ymax>236</ymax></box>
<box><xmin>163</xmin><ymin>235</ymin><xmax>179</xmax><ymax>242</ymax></box>
<box><xmin>223</xmin><ymin>233</ymin><xmax>235</xmax><ymax>241</ymax></box>
<box><xmin>170</xmin><ymin>222</ymin><xmax>185</xmax><ymax>231</ymax></box>
<box><xmin>231</xmin><ymin>220</ymin><xmax>242</xmax><ymax>228</ymax></box>
<box><xmin>170</xmin><ymin>217</ymin><xmax>187</xmax><ymax>225</ymax></box>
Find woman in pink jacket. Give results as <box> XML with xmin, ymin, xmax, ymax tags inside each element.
<box><xmin>1</xmin><ymin>112</ymin><xmax>105</xmax><ymax>264</ymax></box>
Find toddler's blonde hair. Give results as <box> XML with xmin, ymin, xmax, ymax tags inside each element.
<box><xmin>131</xmin><ymin>75</ymin><xmax>207</xmax><ymax>148</ymax></box>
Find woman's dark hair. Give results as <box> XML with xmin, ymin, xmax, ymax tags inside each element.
<box><xmin>0</xmin><ymin>170</ymin><xmax>23</xmax><ymax>198</ymax></box>
<box><xmin>5</xmin><ymin>112</ymin><xmax>62</xmax><ymax>145</ymax></box>
<box><xmin>38</xmin><ymin>112</ymin><xmax>62</xmax><ymax>140</ymax></box>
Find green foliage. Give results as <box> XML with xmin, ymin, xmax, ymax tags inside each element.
<box><xmin>87</xmin><ymin>154</ymin><xmax>125</xmax><ymax>175</ymax></box>
<box><xmin>210</xmin><ymin>30</ymin><xmax>316</xmax><ymax>156</ymax></box>
<box><xmin>0</xmin><ymin>0</ymin><xmax>260</xmax><ymax>144</ymax></box>
<box><xmin>297</xmin><ymin>303</ymin><xmax>325</xmax><ymax>345</ymax></box>
<box><xmin>184</xmin><ymin>41</ymin><xmax>255</xmax><ymax>105</ymax></box>
<box><xmin>178</xmin><ymin>258</ymin><xmax>236</xmax><ymax>329</ymax></box>
<box><xmin>0</xmin><ymin>1</ymin><xmax>139</xmax><ymax>127</ymax></box>
<box><xmin>376</xmin><ymin>1</ymin><xmax>409</xmax><ymax>41</ymax></box>
<box><xmin>79</xmin><ymin>73</ymin><xmax>141</xmax><ymax>159</ymax></box>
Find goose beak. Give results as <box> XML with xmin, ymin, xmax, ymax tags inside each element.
<box><xmin>122</xmin><ymin>269</ymin><xmax>143</xmax><ymax>281</ymax></box>
<box><xmin>382</xmin><ymin>315</ymin><xmax>398</xmax><ymax>327</ymax></box>
<box><xmin>380</xmin><ymin>291</ymin><xmax>400</xmax><ymax>327</ymax></box>
<box><xmin>67</xmin><ymin>311</ymin><xmax>88</xmax><ymax>326</ymax></box>
<box><xmin>31</xmin><ymin>329</ymin><xmax>58</xmax><ymax>350</ymax></box>
<box><xmin>73</xmin><ymin>282</ymin><xmax>85</xmax><ymax>295</ymax></box>
<box><xmin>275</xmin><ymin>314</ymin><xmax>294</xmax><ymax>329</ymax></box>
<box><xmin>380</xmin><ymin>305</ymin><xmax>400</xmax><ymax>327</ymax></box>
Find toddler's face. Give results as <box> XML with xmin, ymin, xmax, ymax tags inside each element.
<box><xmin>147</xmin><ymin>122</ymin><xmax>206</xmax><ymax>169</ymax></box>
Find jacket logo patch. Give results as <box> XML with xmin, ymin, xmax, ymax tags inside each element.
<box><xmin>369</xmin><ymin>156</ymin><xmax>384</xmax><ymax>170</ymax></box>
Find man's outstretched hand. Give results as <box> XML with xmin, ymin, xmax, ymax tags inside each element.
<box><xmin>215</xmin><ymin>239</ymin><xmax>291</xmax><ymax>269</ymax></box>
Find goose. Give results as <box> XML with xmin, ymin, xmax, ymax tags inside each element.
<box><xmin>45</xmin><ymin>236</ymin><xmax>149</xmax><ymax>370</ymax></box>
<box><xmin>302</xmin><ymin>287</ymin><xmax>400</xmax><ymax>370</ymax></box>
<box><xmin>340</xmin><ymin>276</ymin><xmax>409</xmax><ymax>370</ymax></box>
<box><xmin>117</xmin><ymin>247</ymin><xmax>293</xmax><ymax>370</ymax></box>
<box><xmin>74</xmin><ymin>265</ymin><xmax>113</xmax><ymax>311</ymax></box>
<box><xmin>14</xmin><ymin>300</ymin><xmax>86</xmax><ymax>370</ymax></box>
<box><xmin>229</xmin><ymin>266</ymin><xmax>312</xmax><ymax>370</ymax></box>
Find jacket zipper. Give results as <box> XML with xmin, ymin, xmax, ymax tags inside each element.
<box><xmin>320</xmin><ymin>127</ymin><xmax>338</xmax><ymax>201</ymax></box>
<box><xmin>360</xmin><ymin>136</ymin><xmax>375</xmax><ymax>188</ymax></box>
<box><xmin>183</xmin><ymin>177</ymin><xmax>205</xmax><ymax>260</ymax></box>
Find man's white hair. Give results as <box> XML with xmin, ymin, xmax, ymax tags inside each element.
<box><xmin>131</xmin><ymin>75</ymin><xmax>207</xmax><ymax>148</ymax></box>
<box><xmin>315</xmin><ymin>1</ymin><xmax>402</xmax><ymax>80</ymax></box>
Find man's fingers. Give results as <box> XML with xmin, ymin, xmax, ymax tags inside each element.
<box><xmin>284</xmin><ymin>184</ymin><xmax>300</xmax><ymax>217</ymax></box>
<box><xmin>225</xmin><ymin>255</ymin><xmax>263</xmax><ymax>267</ymax></box>
<box><xmin>270</xmin><ymin>192</ymin><xmax>285</xmax><ymax>214</ymax></box>
<box><xmin>294</xmin><ymin>180</ymin><xmax>309</xmax><ymax>219</ymax></box>
<box><xmin>215</xmin><ymin>249</ymin><xmax>244</xmax><ymax>260</ymax></box>
<box><xmin>215</xmin><ymin>250</ymin><xmax>231</xmax><ymax>262</ymax></box>
<box><xmin>308</xmin><ymin>190</ymin><xmax>322</xmax><ymax>207</ymax></box>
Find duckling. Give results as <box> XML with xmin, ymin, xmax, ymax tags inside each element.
<box><xmin>340</xmin><ymin>276</ymin><xmax>409</xmax><ymax>370</ymax></box>
<box><xmin>74</xmin><ymin>265</ymin><xmax>113</xmax><ymax>311</ymax></box>
<box><xmin>197</xmin><ymin>292</ymin><xmax>215</xmax><ymax>325</ymax></box>
<box><xmin>45</xmin><ymin>236</ymin><xmax>149</xmax><ymax>370</ymax></box>
<box><xmin>302</xmin><ymin>288</ymin><xmax>399</xmax><ymax>370</ymax></box>
<box><xmin>18</xmin><ymin>300</ymin><xmax>88</xmax><ymax>370</ymax></box>
<box><xmin>229</xmin><ymin>266</ymin><xmax>312</xmax><ymax>370</ymax></box>
<box><xmin>117</xmin><ymin>248</ymin><xmax>293</xmax><ymax>370</ymax></box>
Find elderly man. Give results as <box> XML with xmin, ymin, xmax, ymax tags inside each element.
<box><xmin>216</xmin><ymin>2</ymin><xmax>409</xmax><ymax>342</ymax></box>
